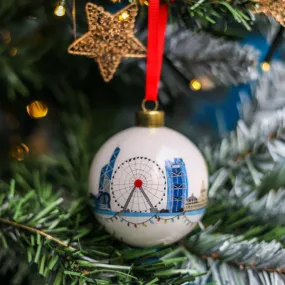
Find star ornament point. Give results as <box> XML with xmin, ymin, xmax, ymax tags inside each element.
<box><xmin>68</xmin><ymin>2</ymin><xmax>146</xmax><ymax>82</ymax></box>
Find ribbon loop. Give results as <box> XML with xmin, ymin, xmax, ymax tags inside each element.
<box><xmin>145</xmin><ymin>0</ymin><xmax>168</xmax><ymax>102</ymax></box>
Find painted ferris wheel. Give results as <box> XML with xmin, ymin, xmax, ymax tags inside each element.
<box><xmin>111</xmin><ymin>157</ymin><xmax>166</xmax><ymax>213</ymax></box>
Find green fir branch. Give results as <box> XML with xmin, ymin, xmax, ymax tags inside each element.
<box><xmin>170</xmin><ymin>0</ymin><xmax>254</xmax><ymax>29</ymax></box>
<box><xmin>0</xmin><ymin>175</ymin><xmax>206</xmax><ymax>284</ymax></box>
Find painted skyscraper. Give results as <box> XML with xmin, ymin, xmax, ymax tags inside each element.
<box><xmin>165</xmin><ymin>158</ymin><xmax>188</xmax><ymax>213</ymax></box>
<box><xmin>97</xmin><ymin>147</ymin><xmax>120</xmax><ymax>210</ymax></box>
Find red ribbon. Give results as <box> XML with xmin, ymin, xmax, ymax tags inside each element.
<box><xmin>145</xmin><ymin>0</ymin><xmax>168</xmax><ymax>102</ymax></box>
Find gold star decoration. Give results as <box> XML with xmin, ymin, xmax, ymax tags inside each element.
<box><xmin>68</xmin><ymin>2</ymin><xmax>146</xmax><ymax>82</ymax></box>
<box><xmin>253</xmin><ymin>0</ymin><xmax>285</xmax><ymax>27</ymax></box>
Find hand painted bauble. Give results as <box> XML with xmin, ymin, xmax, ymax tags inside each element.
<box><xmin>89</xmin><ymin>110</ymin><xmax>208</xmax><ymax>247</ymax></box>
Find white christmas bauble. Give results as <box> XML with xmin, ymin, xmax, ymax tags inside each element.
<box><xmin>89</xmin><ymin>124</ymin><xmax>208</xmax><ymax>247</ymax></box>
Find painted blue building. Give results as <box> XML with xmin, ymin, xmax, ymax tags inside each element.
<box><xmin>165</xmin><ymin>158</ymin><xmax>188</xmax><ymax>213</ymax></box>
<box><xmin>97</xmin><ymin>147</ymin><xmax>120</xmax><ymax>210</ymax></box>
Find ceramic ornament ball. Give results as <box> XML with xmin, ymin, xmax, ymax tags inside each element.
<box><xmin>89</xmin><ymin>109</ymin><xmax>208</xmax><ymax>247</ymax></box>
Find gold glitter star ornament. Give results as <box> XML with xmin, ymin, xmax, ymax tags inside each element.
<box><xmin>68</xmin><ymin>2</ymin><xmax>146</xmax><ymax>82</ymax></box>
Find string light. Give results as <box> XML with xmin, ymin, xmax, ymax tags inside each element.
<box><xmin>11</xmin><ymin>143</ymin><xmax>29</xmax><ymax>161</ymax></box>
<box><xmin>119</xmin><ymin>11</ymin><xmax>129</xmax><ymax>21</ymax></box>
<box><xmin>54</xmin><ymin>0</ymin><xmax>66</xmax><ymax>17</ymax></box>
<box><xmin>26</xmin><ymin>101</ymin><xmax>48</xmax><ymax>119</ymax></box>
<box><xmin>139</xmin><ymin>0</ymin><xmax>149</xmax><ymax>5</ymax></box>
<box><xmin>261</xmin><ymin>61</ymin><xmax>271</xmax><ymax>72</ymax></box>
<box><xmin>189</xmin><ymin>79</ymin><xmax>202</xmax><ymax>91</ymax></box>
<box><xmin>9</xmin><ymin>47</ymin><xmax>17</xmax><ymax>56</ymax></box>
<box><xmin>102</xmin><ymin>212</ymin><xmax>188</xmax><ymax>227</ymax></box>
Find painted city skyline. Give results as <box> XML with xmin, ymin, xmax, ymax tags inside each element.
<box><xmin>95</xmin><ymin>148</ymin><xmax>206</xmax><ymax>214</ymax></box>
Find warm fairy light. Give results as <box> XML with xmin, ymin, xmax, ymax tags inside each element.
<box><xmin>119</xmin><ymin>11</ymin><xmax>129</xmax><ymax>21</ymax></box>
<box><xmin>139</xmin><ymin>0</ymin><xmax>149</xmax><ymax>5</ymax></box>
<box><xmin>9</xmin><ymin>47</ymin><xmax>17</xmax><ymax>56</ymax></box>
<box><xmin>11</xmin><ymin>143</ymin><xmax>29</xmax><ymax>161</ymax></box>
<box><xmin>54</xmin><ymin>5</ymin><xmax>66</xmax><ymax>16</ymax></box>
<box><xmin>261</xmin><ymin>61</ymin><xmax>271</xmax><ymax>72</ymax></box>
<box><xmin>189</xmin><ymin>79</ymin><xmax>202</xmax><ymax>91</ymax></box>
<box><xmin>26</xmin><ymin>101</ymin><xmax>48</xmax><ymax>119</ymax></box>
<box><xmin>54</xmin><ymin>1</ymin><xmax>66</xmax><ymax>17</ymax></box>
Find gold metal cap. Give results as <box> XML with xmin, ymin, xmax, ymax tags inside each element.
<box><xmin>135</xmin><ymin>110</ymin><xmax>164</xmax><ymax>127</ymax></box>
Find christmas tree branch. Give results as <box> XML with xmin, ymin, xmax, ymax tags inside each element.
<box><xmin>183</xmin><ymin>235</ymin><xmax>285</xmax><ymax>274</ymax></box>
<box><xmin>0</xmin><ymin>217</ymin><xmax>74</xmax><ymax>250</ymax></box>
<box><xmin>175</xmin><ymin>224</ymin><xmax>285</xmax><ymax>285</ymax></box>
<box><xmin>165</xmin><ymin>29</ymin><xmax>259</xmax><ymax>87</ymax></box>
<box><xmin>187</xmin><ymin>230</ymin><xmax>285</xmax><ymax>271</ymax></box>
<box><xmin>162</xmin><ymin>0</ymin><xmax>254</xmax><ymax>29</ymax></box>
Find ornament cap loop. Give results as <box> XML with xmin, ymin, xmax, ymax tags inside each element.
<box><xmin>141</xmin><ymin>99</ymin><xmax>159</xmax><ymax>111</ymax></box>
<box><xmin>135</xmin><ymin>109</ymin><xmax>164</xmax><ymax>128</ymax></box>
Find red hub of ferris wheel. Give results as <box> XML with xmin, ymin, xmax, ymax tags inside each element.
<box><xmin>134</xmin><ymin>179</ymin><xmax>143</xmax><ymax>188</ymax></box>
